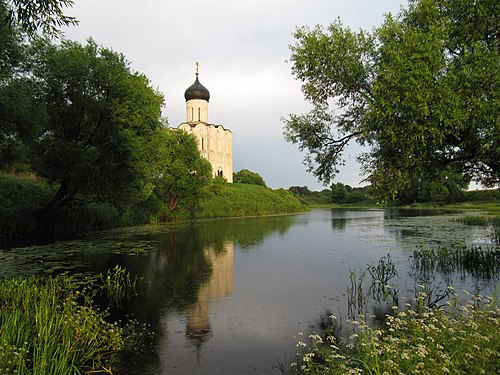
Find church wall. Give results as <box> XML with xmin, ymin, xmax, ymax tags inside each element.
<box><xmin>178</xmin><ymin>122</ymin><xmax>233</xmax><ymax>183</ymax></box>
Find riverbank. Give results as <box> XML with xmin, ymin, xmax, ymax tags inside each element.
<box><xmin>195</xmin><ymin>182</ymin><xmax>306</xmax><ymax>218</ymax></box>
<box><xmin>0</xmin><ymin>173</ymin><xmax>306</xmax><ymax>242</ymax></box>
<box><xmin>290</xmin><ymin>239</ymin><xmax>500</xmax><ymax>374</ymax></box>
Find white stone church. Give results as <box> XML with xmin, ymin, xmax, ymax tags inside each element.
<box><xmin>178</xmin><ymin>66</ymin><xmax>233</xmax><ymax>183</ymax></box>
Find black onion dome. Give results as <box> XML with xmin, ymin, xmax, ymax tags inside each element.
<box><xmin>184</xmin><ymin>76</ymin><xmax>210</xmax><ymax>102</ymax></box>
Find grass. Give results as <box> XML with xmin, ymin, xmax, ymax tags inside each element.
<box><xmin>0</xmin><ymin>173</ymin><xmax>54</xmax><ymax>209</ymax></box>
<box><xmin>0</xmin><ymin>174</ymin><xmax>129</xmax><ymax>240</ymax></box>
<box><xmin>196</xmin><ymin>183</ymin><xmax>306</xmax><ymax>218</ymax></box>
<box><xmin>0</xmin><ymin>267</ymin><xmax>144</xmax><ymax>374</ymax></box>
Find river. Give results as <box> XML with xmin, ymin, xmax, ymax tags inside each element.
<box><xmin>0</xmin><ymin>208</ymin><xmax>496</xmax><ymax>374</ymax></box>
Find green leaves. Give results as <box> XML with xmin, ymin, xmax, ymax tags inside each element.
<box><xmin>11</xmin><ymin>38</ymin><xmax>166</xmax><ymax>217</ymax></box>
<box><xmin>152</xmin><ymin>129</ymin><xmax>212</xmax><ymax>221</ymax></box>
<box><xmin>2</xmin><ymin>0</ymin><xmax>78</xmax><ymax>38</ymax></box>
<box><xmin>284</xmin><ymin>0</ymin><xmax>499</xmax><ymax>201</ymax></box>
<box><xmin>233</xmin><ymin>169</ymin><xmax>267</xmax><ymax>187</ymax></box>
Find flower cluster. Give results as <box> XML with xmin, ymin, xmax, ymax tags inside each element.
<box><xmin>292</xmin><ymin>293</ymin><xmax>500</xmax><ymax>374</ymax></box>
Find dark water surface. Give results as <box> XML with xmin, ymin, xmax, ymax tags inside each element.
<box><xmin>1</xmin><ymin>209</ymin><xmax>495</xmax><ymax>374</ymax></box>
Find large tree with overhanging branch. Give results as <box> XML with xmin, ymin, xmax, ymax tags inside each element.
<box><xmin>23</xmin><ymin>38</ymin><xmax>166</xmax><ymax>218</ymax></box>
<box><xmin>283</xmin><ymin>0</ymin><xmax>499</xmax><ymax>201</ymax></box>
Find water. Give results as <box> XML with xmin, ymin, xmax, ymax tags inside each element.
<box><xmin>1</xmin><ymin>208</ymin><xmax>496</xmax><ymax>374</ymax></box>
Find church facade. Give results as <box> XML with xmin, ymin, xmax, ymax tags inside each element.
<box><xmin>178</xmin><ymin>66</ymin><xmax>233</xmax><ymax>182</ymax></box>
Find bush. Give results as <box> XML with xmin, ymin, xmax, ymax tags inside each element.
<box><xmin>233</xmin><ymin>169</ymin><xmax>267</xmax><ymax>187</ymax></box>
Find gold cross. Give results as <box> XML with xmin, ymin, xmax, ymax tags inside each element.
<box><xmin>195</xmin><ymin>61</ymin><xmax>199</xmax><ymax>76</ymax></box>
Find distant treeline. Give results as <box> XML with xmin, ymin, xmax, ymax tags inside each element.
<box><xmin>288</xmin><ymin>183</ymin><xmax>500</xmax><ymax>206</ymax></box>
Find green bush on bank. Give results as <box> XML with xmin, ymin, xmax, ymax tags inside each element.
<box><xmin>196</xmin><ymin>182</ymin><xmax>306</xmax><ymax>218</ymax></box>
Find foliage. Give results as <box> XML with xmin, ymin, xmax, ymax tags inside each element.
<box><xmin>0</xmin><ymin>173</ymin><xmax>53</xmax><ymax>209</ymax></box>
<box><xmin>294</xmin><ymin>293</ymin><xmax>500</xmax><ymax>375</ymax></box>
<box><xmin>289</xmin><ymin>184</ymin><xmax>373</xmax><ymax>205</ymax></box>
<box><xmin>233</xmin><ymin>169</ymin><xmax>267</xmax><ymax>187</ymax></box>
<box><xmin>395</xmin><ymin>166</ymin><xmax>469</xmax><ymax>204</ymax></box>
<box><xmin>0</xmin><ymin>274</ymin><xmax>124</xmax><ymax>374</ymax></box>
<box><xmin>331</xmin><ymin>183</ymin><xmax>371</xmax><ymax>204</ymax></box>
<box><xmin>283</xmin><ymin>0</ymin><xmax>499</xmax><ymax>201</ymax></box>
<box><xmin>197</xmin><ymin>182</ymin><xmax>305</xmax><ymax>218</ymax></box>
<box><xmin>1</xmin><ymin>0</ymin><xmax>78</xmax><ymax>38</ymax></box>
<box><xmin>151</xmin><ymin>129</ymin><xmax>212</xmax><ymax>222</ymax></box>
<box><xmin>0</xmin><ymin>174</ymin><xmax>130</xmax><ymax>240</ymax></box>
<box><xmin>465</xmin><ymin>188</ymin><xmax>500</xmax><ymax>202</ymax></box>
<box><xmin>288</xmin><ymin>186</ymin><xmax>330</xmax><ymax>205</ymax></box>
<box><xmin>10</xmin><ymin>38</ymin><xmax>166</xmax><ymax>218</ymax></box>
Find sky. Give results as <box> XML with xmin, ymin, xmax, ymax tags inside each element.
<box><xmin>62</xmin><ymin>0</ymin><xmax>406</xmax><ymax>191</ymax></box>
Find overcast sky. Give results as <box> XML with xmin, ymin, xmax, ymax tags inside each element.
<box><xmin>63</xmin><ymin>0</ymin><xmax>406</xmax><ymax>190</ymax></box>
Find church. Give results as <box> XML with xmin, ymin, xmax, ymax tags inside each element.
<box><xmin>178</xmin><ymin>64</ymin><xmax>233</xmax><ymax>183</ymax></box>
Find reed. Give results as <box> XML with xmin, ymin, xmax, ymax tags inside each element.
<box><xmin>347</xmin><ymin>254</ymin><xmax>399</xmax><ymax>319</ymax></box>
<box><xmin>99</xmin><ymin>265</ymin><xmax>139</xmax><ymax>307</ymax></box>
<box><xmin>410</xmin><ymin>245</ymin><xmax>499</xmax><ymax>280</ymax></box>
<box><xmin>0</xmin><ymin>274</ymin><xmax>126</xmax><ymax>374</ymax></box>
<box><xmin>346</xmin><ymin>269</ymin><xmax>367</xmax><ymax>319</ymax></box>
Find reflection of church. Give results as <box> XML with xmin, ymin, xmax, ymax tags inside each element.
<box><xmin>186</xmin><ymin>241</ymin><xmax>234</xmax><ymax>344</ymax></box>
<box><xmin>178</xmin><ymin>63</ymin><xmax>233</xmax><ymax>182</ymax></box>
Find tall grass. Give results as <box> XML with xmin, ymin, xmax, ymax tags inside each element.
<box><xmin>0</xmin><ymin>272</ymin><xmax>132</xmax><ymax>374</ymax></box>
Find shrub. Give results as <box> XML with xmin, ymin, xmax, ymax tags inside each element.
<box><xmin>233</xmin><ymin>169</ymin><xmax>267</xmax><ymax>187</ymax></box>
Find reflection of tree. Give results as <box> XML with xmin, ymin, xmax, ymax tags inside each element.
<box><xmin>198</xmin><ymin>215</ymin><xmax>295</xmax><ymax>249</ymax></box>
<box><xmin>331</xmin><ymin>218</ymin><xmax>347</xmax><ymax>231</ymax></box>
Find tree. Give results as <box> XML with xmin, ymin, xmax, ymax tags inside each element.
<box><xmin>1</xmin><ymin>0</ymin><xmax>78</xmax><ymax>37</ymax></box>
<box><xmin>1</xmin><ymin>0</ymin><xmax>78</xmax><ymax>173</ymax></box>
<box><xmin>17</xmin><ymin>38</ymin><xmax>165</xmax><ymax>218</ymax></box>
<box><xmin>233</xmin><ymin>169</ymin><xmax>267</xmax><ymax>187</ymax></box>
<box><xmin>152</xmin><ymin>129</ymin><xmax>212</xmax><ymax>221</ymax></box>
<box><xmin>288</xmin><ymin>186</ymin><xmax>313</xmax><ymax>196</ymax></box>
<box><xmin>330</xmin><ymin>182</ymin><xmax>348</xmax><ymax>203</ymax></box>
<box><xmin>283</xmin><ymin>0</ymin><xmax>499</xmax><ymax>201</ymax></box>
